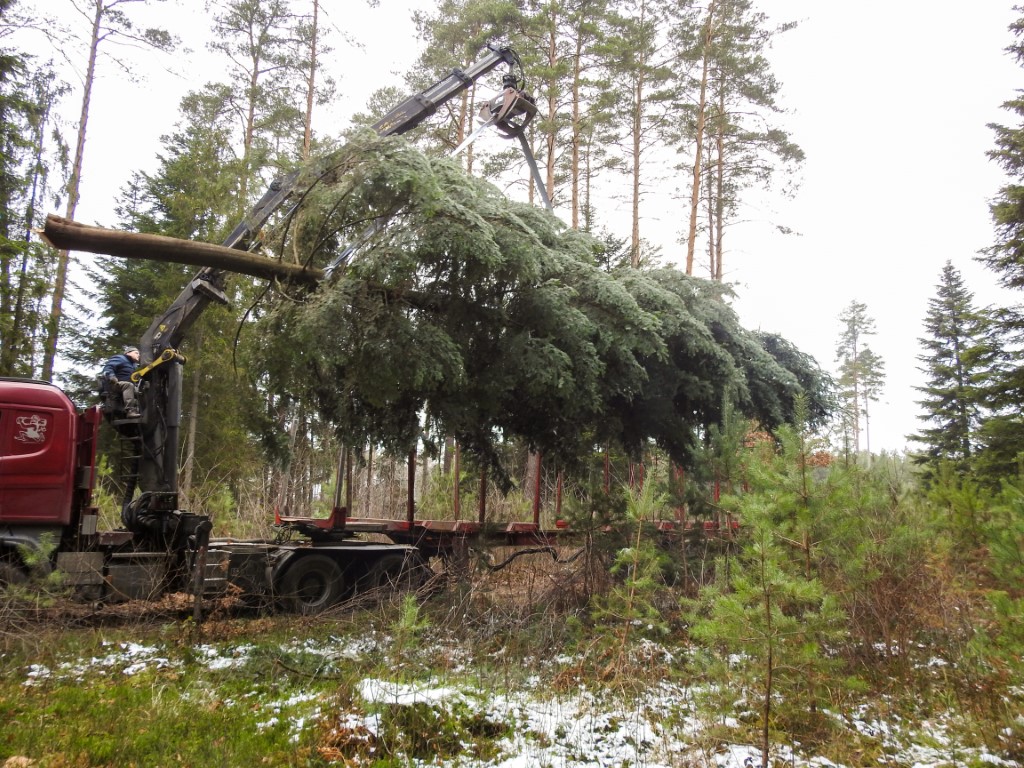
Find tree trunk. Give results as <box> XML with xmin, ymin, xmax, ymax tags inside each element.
<box><xmin>760</xmin><ymin>542</ymin><xmax>773</xmax><ymax>768</ymax></box>
<box><xmin>685</xmin><ymin>1</ymin><xmax>716</xmax><ymax>276</ymax></box>
<box><xmin>420</xmin><ymin>439</ymin><xmax>430</xmax><ymax>500</ymax></box>
<box><xmin>365</xmin><ymin>443</ymin><xmax>374</xmax><ymax>516</ymax></box>
<box><xmin>5</xmin><ymin>85</ymin><xmax>54</xmax><ymax>375</ymax></box>
<box><xmin>570</xmin><ymin>29</ymin><xmax>583</xmax><ymax>230</ymax></box>
<box><xmin>545</xmin><ymin>20</ymin><xmax>558</xmax><ymax>201</ymax></box>
<box><xmin>714</xmin><ymin>87</ymin><xmax>726</xmax><ymax>281</ymax></box>
<box><xmin>302</xmin><ymin>0</ymin><xmax>319</xmax><ymax>161</ymax></box>
<box><xmin>179</xmin><ymin>332</ymin><xmax>204</xmax><ymax>506</ymax></box>
<box><xmin>630</xmin><ymin>69</ymin><xmax>643</xmax><ymax>268</ymax></box>
<box><xmin>41</xmin><ymin>215</ymin><xmax>322</xmax><ymax>284</ymax></box>
<box><xmin>42</xmin><ymin>0</ymin><xmax>103</xmax><ymax>380</ymax></box>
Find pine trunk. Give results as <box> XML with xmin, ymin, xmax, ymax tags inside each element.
<box><xmin>179</xmin><ymin>332</ymin><xmax>204</xmax><ymax>505</ymax></box>
<box><xmin>714</xmin><ymin>88</ymin><xmax>725</xmax><ymax>281</ymax></box>
<box><xmin>631</xmin><ymin>71</ymin><xmax>643</xmax><ymax>267</ymax></box>
<box><xmin>42</xmin><ymin>0</ymin><xmax>102</xmax><ymax>380</ymax></box>
<box><xmin>546</xmin><ymin>26</ymin><xmax>558</xmax><ymax>200</ymax></box>
<box><xmin>6</xmin><ymin>91</ymin><xmax>54</xmax><ymax>374</ymax></box>
<box><xmin>570</xmin><ymin>31</ymin><xmax>583</xmax><ymax>230</ymax></box>
<box><xmin>302</xmin><ymin>0</ymin><xmax>319</xmax><ymax>161</ymax></box>
<box><xmin>686</xmin><ymin>1</ymin><xmax>716</xmax><ymax>276</ymax></box>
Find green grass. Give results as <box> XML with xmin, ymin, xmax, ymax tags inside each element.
<box><xmin>3</xmin><ymin>669</ymin><xmax>326</xmax><ymax>765</ymax></box>
<box><xmin>0</xmin><ymin>601</ymin><xmax>540</xmax><ymax>768</ymax></box>
<box><xmin>0</xmin><ymin>620</ymin><xmax>358</xmax><ymax>767</ymax></box>
<box><xmin>1</xmin><ymin>591</ymin><xmax>1022</xmax><ymax>767</ymax></box>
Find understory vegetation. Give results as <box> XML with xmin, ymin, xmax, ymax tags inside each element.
<box><xmin>3</xmin><ymin>427</ymin><xmax>1023</xmax><ymax>767</ymax></box>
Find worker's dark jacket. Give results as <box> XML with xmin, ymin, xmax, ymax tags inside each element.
<box><xmin>102</xmin><ymin>354</ymin><xmax>137</xmax><ymax>382</ymax></box>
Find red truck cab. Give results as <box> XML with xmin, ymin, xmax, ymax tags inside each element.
<box><xmin>0</xmin><ymin>378</ymin><xmax>100</xmax><ymax>536</ymax></box>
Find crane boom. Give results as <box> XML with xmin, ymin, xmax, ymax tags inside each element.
<box><xmin>128</xmin><ymin>45</ymin><xmax>538</xmax><ymax>501</ymax></box>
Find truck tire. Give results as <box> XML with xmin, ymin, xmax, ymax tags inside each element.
<box><xmin>279</xmin><ymin>555</ymin><xmax>344</xmax><ymax>614</ymax></box>
<box><xmin>362</xmin><ymin>551</ymin><xmax>426</xmax><ymax>594</ymax></box>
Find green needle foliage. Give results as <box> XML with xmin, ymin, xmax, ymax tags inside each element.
<box><xmin>249</xmin><ymin>132</ymin><xmax>831</xmax><ymax>482</ymax></box>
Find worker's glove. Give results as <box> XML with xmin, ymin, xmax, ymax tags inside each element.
<box><xmin>107</xmin><ymin>375</ymin><xmax>118</xmax><ymax>384</ymax></box>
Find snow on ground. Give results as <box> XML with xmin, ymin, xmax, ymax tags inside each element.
<box><xmin>15</xmin><ymin>634</ymin><xmax>1022</xmax><ymax>767</ymax></box>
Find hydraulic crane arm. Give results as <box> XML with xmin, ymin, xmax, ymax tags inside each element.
<box><xmin>130</xmin><ymin>44</ymin><xmax>538</xmax><ymax>499</ymax></box>
<box><xmin>371</xmin><ymin>45</ymin><xmax>523</xmax><ymax>136</ymax></box>
<box><xmin>138</xmin><ymin>44</ymin><xmax>530</xmax><ymax>362</ymax></box>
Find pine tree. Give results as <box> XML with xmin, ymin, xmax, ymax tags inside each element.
<box><xmin>410</xmin><ymin>0</ymin><xmax>527</xmax><ymax>164</ymax></box>
<box><xmin>601</xmin><ymin>0</ymin><xmax>675</xmax><ymax>266</ymax></box>
<box><xmin>910</xmin><ymin>261</ymin><xmax>996</xmax><ymax>480</ymax></box>
<box><xmin>207</xmin><ymin>0</ymin><xmax>309</xmax><ymax>207</ymax></box>
<box><xmin>677</xmin><ymin>0</ymin><xmax>801</xmax><ymax>279</ymax></box>
<box><xmin>0</xmin><ymin>47</ymin><xmax>67</xmax><ymax>376</ymax></box>
<box><xmin>39</xmin><ymin>0</ymin><xmax>175</xmax><ymax>381</ymax></box>
<box><xmin>834</xmin><ymin>300</ymin><xmax>885</xmax><ymax>458</ymax></box>
<box><xmin>688</xmin><ymin>503</ymin><xmax>844</xmax><ymax>766</ymax></box>
<box><xmin>561</xmin><ymin>0</ymin><xmax>611</xmax><ymax>232</ymax></box>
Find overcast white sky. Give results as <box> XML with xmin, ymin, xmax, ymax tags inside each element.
<box><xmin>42</xmin><ymin>0</ymin><xmax>1024</xmax><ymax>453</ymax></box>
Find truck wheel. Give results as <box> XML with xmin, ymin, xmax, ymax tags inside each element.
<box><xmin>363</xmin><ymin>552</ymin><xmax>426</xmax><ymax>594</ymax></box>
<box><xmin>280</xmin><ymin>555</ymin><xmax>344</xmax><ymax>614</ymax></box>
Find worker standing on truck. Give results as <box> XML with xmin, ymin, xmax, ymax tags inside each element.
<box><xmin>102</xmin><ymin>346</ymin><xmax>141</xmax><ymax>418</ymax></box>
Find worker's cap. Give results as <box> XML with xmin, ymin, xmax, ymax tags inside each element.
<box><xmin>124</xmin><ymin>346</ymin><xmax>139</xmax><ymax>355</ymax></box>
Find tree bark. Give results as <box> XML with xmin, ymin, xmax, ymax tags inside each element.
<box><xmin>714</xmin><ymin>86</ymin><xmax>726</xmax><ymax>281</ymax></box>
<box><xmin>179</xmin><ymin>330</ymin><xmax>204</xmax><ymax>506</ymax></box>
<box><xmin>571</xmin><ymin>27</ymin><xmax>583</xmax><ymax>230</ymax></box>
<box><xmin>545</xmin><ymin>19</ymin><xmax>558</xmax><ymax>201</ymax></box>
<box><xmin>41</xmin><ymin>215</ymin><xmax>323</xmax><ymax>284</ymax></box>
<box><xmin>302</xmin><ymin>0</ymin><xmax>319</xmax><ymax>162</ymax></box>
<box><xmin>42</xmin><ymin>0</ymin><xmax>104</xmax><ymax>380</ymax></box>
<box><xmin>686</xmin><ymin>1</ymin><xmax>716</xmax><ymax>276</ymax></box>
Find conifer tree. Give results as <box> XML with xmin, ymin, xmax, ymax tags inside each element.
<box><xmin>207</xmin><ymin>0</ymin><xmax>307</xmax><ymax>207</ymax></box>
<box><xmin>973</xmin><ymin>306</ymin><xmax>1024</xmax><ymax>483</ymax></box>
<box><xmin>601</xmin><ymin>0</ymin><xmax>676</xmax><ymax>266</ymax></box>
<box><xmin>980</xmin><ymin>8</ymin><xmax>1024</xmax><ymax>290</ymax></box>
<box><xmin>37</xmin><ymin>0</ymin><xmax>176</xmax><ymax>381</ymax></box>
<box><xmin>834</xmin><ymin>300</ymin><xmax>885</xmax><ymax>458</ymax></box>
<box><xmin>910</xmin><ymin>261</ymin><xmax>995</xmax><ymax>480</ymax></box>
<box><xmin>88</xmin><ymin>86</ymin><xmax>262</xmax><ymax>513</ymax></box>
<box><xmin>677</xmin><ymin>0</ymin><xmax>800</xmax><ymax>279</ymax></box>
<box><xmin>977</xmin><ymin>9</ymin><xmax>1024</xmax><ymax>483</ymax></box>
<box><xmin>0</xmin><ymin>44</ymin><xmax>67</xmax><ymax>376</ymax></box>
<box><xmin>250</xmin><ymin>133</ymin><xmax>831</xmax><ymax>481</ymax></box>
<box><xmin>688</xmin><ymin>499</ymin><xmax>844</xmax><ymax>766</ymax></box>
<box><xmin>560</xmin><ymin>0</ymin><xmax>611</xmax><ymax>232</ymax></box>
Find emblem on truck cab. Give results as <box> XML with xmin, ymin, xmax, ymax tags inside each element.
<box><xmin>14</xmin><ymin>414</ymin><xmax>48</xmax><ymax>444</ymax></box>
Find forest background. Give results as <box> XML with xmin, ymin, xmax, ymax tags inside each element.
<box><xmin>6</xmin><ymin>0</ymin><xmax>1021</xmax><ymax>454</ymax></box>
<box><xmin>3</xmin><ymin>0</ymin><xmax>1024</xmax><ymax>511</ymax></box>
<box><xmin>6</xmin><ymin>1</ymin><xmax>1024</xmax><ymax>764</ymax></box>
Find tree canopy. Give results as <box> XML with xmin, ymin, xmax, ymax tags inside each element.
<box><xmin>248</xmin><ymin>131</ymin><xmax>831</xmax><ymax>482</ymax></box>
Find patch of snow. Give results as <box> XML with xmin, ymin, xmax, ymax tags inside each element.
<box><xmin>195</xmin><ymin>643</ymin><xmax>255</xmax><ymax>670</ymax></box>
<box><xmin>23</xmin><ymin>664</ymin><xmax>51</xmax><ymax>685</ymax></box>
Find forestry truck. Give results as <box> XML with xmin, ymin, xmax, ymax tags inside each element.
<box><xmin>0</xmin><ymin>46</ymin><xmax>554</xmax><ymax>613</ymax></box>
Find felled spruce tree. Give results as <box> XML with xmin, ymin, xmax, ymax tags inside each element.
<box><xmin>247</xmin><ymin>131</ymin><xmax>831</xmax><ymax>483</ymax></box>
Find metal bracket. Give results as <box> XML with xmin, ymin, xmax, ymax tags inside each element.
<box><xmin>132</xmin><ymin>348</ymin><xmax>186</xmax><ymax>384</ymax></box>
